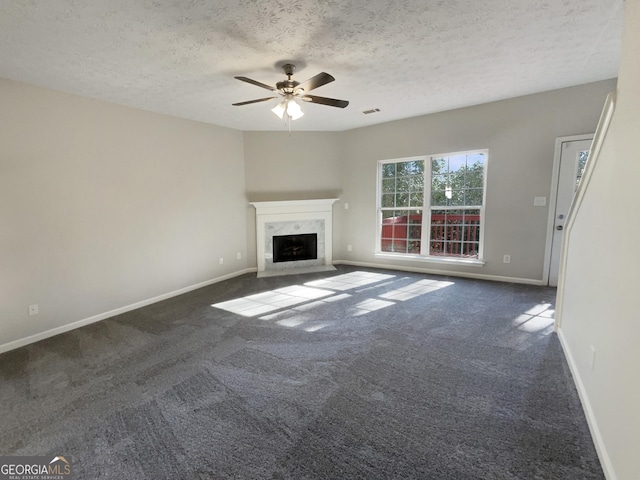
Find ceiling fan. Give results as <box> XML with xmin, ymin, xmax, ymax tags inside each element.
<box><xmin>232</xmin><ymin>63</ymin><xmax>349</xmax><ymax>122</ymax></box>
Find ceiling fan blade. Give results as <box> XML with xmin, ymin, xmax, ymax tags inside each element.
<box><xmin>296</xmin><ymin>72</ymin><xmax>335</xmax><ymax>93</ymax></box>
<box><xmin>235</xmin><ymin>76</ymin><xmax>277</xmax><ymax>91</ymax></box>
<box><xmin>301</xmin><ymin>95</ymin><xmax>349</xmax><ymax>108</ymax></box>
<box><xmin>232</xmin><ymin>97</ymin><xmax>277</xmax><ymax>106</ymax></box>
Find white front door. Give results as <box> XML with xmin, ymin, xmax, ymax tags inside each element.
<box><xmin>548</xmin><ymin>138</ymin><xmax>592</xmax><ymax>286</ymax></box>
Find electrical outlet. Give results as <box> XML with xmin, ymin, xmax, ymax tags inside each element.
<box><xmin>29</xmin><ymin>304</ymin><xmax>39</xmax><ymax>316</ymax></box>
<box><xmin>236</xmin><ymin>252</ymin><xmax>242</xmax><ymax>260</ymax></box>
<box><xmin>219</xmin><ymin>258</ymin><xmax>224</xmax><ymax>265</ymax></box>
<box><xmin>534</xmin><ymin>197</ymin><xmax>547</xmax><ymax>207</ymax></box>
<box><xmin>503</xmin><ymin>255</ymin><xmax>511</xmax><ymax>264</ymax></box>
<box><xmin>344</xmin><ymin>203</ymin><xmax>349</xmax><ymax>210</ymax></box>
<box><xmin>590</xmin><ymin>345</ymin><xmax>596</xmax><ymax>370</ymax></box>
<box><xmin>347</xmin><ymin>244</ymin><xmax>352</xmax><ymax>252</ymax></box>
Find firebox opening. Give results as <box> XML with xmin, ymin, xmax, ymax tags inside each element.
<box><xmin>273</xmin><ymin>233</ymin><xmax>318</xmax><ymax>263</ymax></box>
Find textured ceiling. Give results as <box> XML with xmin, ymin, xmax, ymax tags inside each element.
<box><xmin>0</xmin><ymin>0</ymin><xmax>624</xmax><ymax>131</ymax></box>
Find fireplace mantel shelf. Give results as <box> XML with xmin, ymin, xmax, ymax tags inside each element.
<box><xmin>250</xmin><ymin>199</ymin><xmax>339</xmax><ymax>214</ymax></box>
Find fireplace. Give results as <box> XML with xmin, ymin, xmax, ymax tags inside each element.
<box><xmin>250</xmin><ymin>199</ymin><xmax>338</xmax><ymax>277</ymax></box>
<box><xmin>273</xmin><ymin>233</ymin><xmax>318</xmax><ymax>263</ymax></box>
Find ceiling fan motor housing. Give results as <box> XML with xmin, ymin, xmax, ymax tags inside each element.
<box><xmin>276</xmin><ymin>79</ymin><xmax>300</xmax><ymax>93</ymax></box>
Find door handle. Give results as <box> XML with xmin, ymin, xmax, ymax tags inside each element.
<box><xmin>556</xmin><ymin>225</ymin><xmax>563</xmax><ymax>231</ymax></box>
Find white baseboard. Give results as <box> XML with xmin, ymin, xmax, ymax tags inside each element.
<box><xmin>0</xmin><ymin>268</ymin><xmax>257</xmax><ymax>355</ymax></box>
<box><xmin>333</xmin><ymin>260</ymin><xmax>544</xmax><ymax>286</ymax></box>
<box><xmin>556</xmin><ymin>328</ymin><xmax>617</xmax><ymax>480</ymax></box>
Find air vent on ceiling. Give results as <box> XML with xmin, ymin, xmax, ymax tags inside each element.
<box><xmin>362</xmin><ymin>108</ymin><xmax>381</xmax><ymax>115</ymax></box>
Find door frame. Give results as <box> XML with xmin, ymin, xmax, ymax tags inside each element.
<box><xmin>542</xmin><ymin>133</ymin><xmax>594</xmax><ymax>286</ymax></box>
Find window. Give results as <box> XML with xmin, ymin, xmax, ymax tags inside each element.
<box><xmin>380</xmin><ymin>159</ymin><xmax>425</xmax><ymax>254</ymax></box>
<box><xmin>378</xmin><ymin>150</ymin><xmax>487</xmax><ymax>262</ymax></box>
<box><xmin>576</xmin><ymin>150</ymin><xmax>589</xmax><ymax>186</ymax></box>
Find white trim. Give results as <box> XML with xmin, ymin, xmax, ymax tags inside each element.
<box><xmin>557</xmin><ymin>328</ymin><xmax>618</xmax><ymax>480</ymax></box>
<box><xmin>544</xmin><ymin>133</ymin><xmax>595</xmax><ymax>286</ymax></box>
<box><xmin>564</xmin><ymin>93</ymin><xmax>616</xmax><ymax>241</ymax></box>
<box><xmin>334</xmin><ymin>260</ymin><xmax>542</xmax><ymax>285</ymax></box>
<box><xmin>374</xmin><ymin>252</ymin><xmax>485</xmax><ymax>267</ymax></box>
<box><xmin>0</xmin><ymin>268</ymin><xmax>257</xmax><ymax>355</ymax></box>
<box><xmin>555</xmin><ymin>92</ymin><xmax>616</xmax><ymax>330</ymax></box>
<box><xmin>249</xmin><ymin>198</ymin><xmax>339</xmax><ymax>212</ymax></box>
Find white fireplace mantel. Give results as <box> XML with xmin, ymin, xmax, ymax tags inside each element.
<box><xmin>250</xmin><ymin>199</ymin><xmax>338</xmax><ymax>276</ymax></box>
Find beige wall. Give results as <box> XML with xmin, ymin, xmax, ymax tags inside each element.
<box><xmin>339</xmin><ymin>80</ymin><xmax>615</xmax><ymax>282</ymax></box>
<box><xmin>0</xmin><ymin>79</ymin><xmax>247</xmax><ymax>350</ymax></box>
<box><xmin>558</xmin><ymin>1</ymin><xmax>640</xmax><ymax>479</ymax></box>
<box><xmin>243</xmin><ymin>131</ymin><xmax>345</xmax><ymax>268</ymax></box>
<box><xmin>244</xmin><ymin>80</ymin><xmax>615</xmax><ymax>281</ymax></box>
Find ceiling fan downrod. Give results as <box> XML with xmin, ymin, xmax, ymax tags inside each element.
<box><xmin>277</xmin><ymin>64</ymin><xmax>300</xmax><ymax>93</ymax></box>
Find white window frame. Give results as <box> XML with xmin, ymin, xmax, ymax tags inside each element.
<box><xmin>375</xmin><ymin>150</ymin><xmax>488</xmax><ymax>267</ymax></box>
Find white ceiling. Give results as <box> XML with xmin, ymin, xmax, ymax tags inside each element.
<box><xmin>0</xmin><ymin>0</ymin><xmax>623</xmax><ymax>132</ymax></box>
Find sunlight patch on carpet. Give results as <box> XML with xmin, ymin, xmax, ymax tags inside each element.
<box><xmin>512</xmin><ymin>303</ymin><xmax>555</xmax><ymax>334</ymax></box>
<box><xmin>212</xmin><ymin>286</ymin><xmax>333</xmax><ymax>317</ymax></box>
<box><xmin>305</xmin><ymin>271</ymin><xmax>395</xmax><ymax>291</ymax></box>
<box><xmin>379</xmin><ymin>279</ymin><xmax>454</xmax><ymax>301</ymax></box>
<box><xmin>351</xmin><ymin>298</ymin><xmax>395</xmax><ymax>316</ymax></box>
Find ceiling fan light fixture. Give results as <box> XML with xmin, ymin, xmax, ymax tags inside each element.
<box><xmin>271</xmin><ymin>101</ymin><xmax>286</xmax><ymax>119</ymax></box>
<box><xmin>271</xmin><ymin>96</ymin><xmax>304</xmax><ymax>121</ymax></box>
<box><xmin>286</xmin><ymin>98</ymin><xmax>304</xmax><ymax>120</ymax></box>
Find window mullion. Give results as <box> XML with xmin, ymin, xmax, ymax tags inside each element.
<box><xmin>421</xmin><ymin>158</ymin><xmax>430</xmax><ymax>256</ymax></box>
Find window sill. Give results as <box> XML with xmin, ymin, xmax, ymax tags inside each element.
<box><xmin>374</xmin><ymin>252</ymin><xmax>485</xmax><ymax>267</ymax></box>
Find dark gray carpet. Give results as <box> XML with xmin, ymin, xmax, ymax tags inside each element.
<box><xmin>0</xmin><ymin>266</ymin><xmax>603</xmax><ymax>479</ymax></box>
